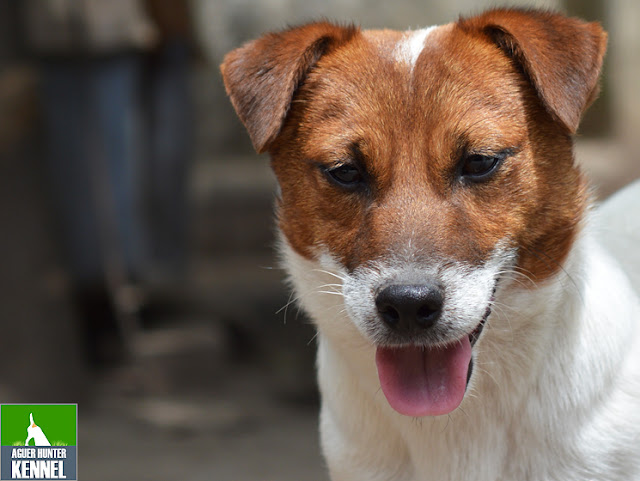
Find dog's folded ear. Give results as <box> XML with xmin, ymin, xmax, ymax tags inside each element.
<box><xmin>220</xmin><ymin>22</ymin><xmax>359</xmax><ymax>153</ymax></box>
<box><xmin>459</xmin><ymin>8</ymin><xmax>607</xmax><ymax>134</ymax></box>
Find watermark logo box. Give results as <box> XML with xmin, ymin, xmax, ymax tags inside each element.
<box><xmin>1</xmin><ymin>405</ymin><xmax>77</xmax><ymax>480</ymax></box>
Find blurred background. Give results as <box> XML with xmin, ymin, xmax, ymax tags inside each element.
<box><xmin>0</xmin><ymin>0</ymin><xmax>638</xmax><ymax>479</ymax></box>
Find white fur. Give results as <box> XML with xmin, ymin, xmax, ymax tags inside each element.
<box><xmin>394</xmin><ymin>26</ymin><xmax>437</xmax><ymax>70</ymax></box>
<box><xmin>280</xmin><ymin>180</ymin><xmax>640</xmax><ymax>480</ymax></box>
<box><xmin>595</xmin><ymin>180</ymin><xmax>640</xmax><ymax>289</ymax></box>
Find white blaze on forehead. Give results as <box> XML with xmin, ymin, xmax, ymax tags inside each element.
<box><xmin>394</xmin><ymin>26</ymin><xmax>437</xmax><ymax>69</ymax></box>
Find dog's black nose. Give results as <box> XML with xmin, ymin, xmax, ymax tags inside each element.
<box><xmin>375</xmin><ymin>284</ymin><xmax>444</xmax><ymax>331</ymax></box>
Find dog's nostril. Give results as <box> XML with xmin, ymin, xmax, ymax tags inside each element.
<box><xmin>417</xmin><ymin>303</ymin><xmax>440</xmax><ymax>325</ymax></box>
<box><xmin>375</xmin><ymin>284</ymin><xmax>444</xmax><ymax>330</ymax></box>
<box><xmin>379</xmin><ymin>305</ymin><xmax>401</xmax><ymax>326</ymax></box>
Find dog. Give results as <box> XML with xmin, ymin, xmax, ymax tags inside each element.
<box><xmin>221</xmin><ymin>8</ymin><xmax>640</xmax><ymax>480</ymax></box>
<box><xmin>25</xmin><ymin>413</ymin><xmax>51</xmax><ymax>446</ymax></box>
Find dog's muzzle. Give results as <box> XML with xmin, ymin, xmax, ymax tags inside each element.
<box><xmin>372</xmin><ymin>282</ymin><xmax>494</xmax><ymax>418</ymax></box>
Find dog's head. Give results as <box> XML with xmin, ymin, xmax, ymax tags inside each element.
<box><xmin>221</xmin><ymin>9</ymin><xmax>607</xmax><ymax>417</ymax></box>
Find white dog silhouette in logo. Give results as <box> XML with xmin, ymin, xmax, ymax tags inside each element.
<box><xmin>25</xmin><ymin>413</ymin><xmax>51</xmax><ymax>446</ymax></box>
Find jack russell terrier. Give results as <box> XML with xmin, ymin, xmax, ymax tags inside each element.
<box><xmin>221</xmin><ymin>8</ymin><xmax>640</xmax><ymax>480</ymax></box>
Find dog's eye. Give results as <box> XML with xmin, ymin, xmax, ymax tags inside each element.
<box><xmin>325</xmin><ymin>164</ymin><xmax>363</xmax><ymax>188</ymax></box>
<box><xmin>461</xmin><ymin>154</ymin><xmax>501</xmax><ymax>181</ymax></box>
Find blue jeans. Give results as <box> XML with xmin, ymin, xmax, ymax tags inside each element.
<box><xmin>41</xmin><ymin>54</ymin><xmax>148</xmax><ymax>284</ymax></box>
<box><xmin>144</xmin><ymin>40</ymin><xmax>192</xmax><ymax>275</ymax></box>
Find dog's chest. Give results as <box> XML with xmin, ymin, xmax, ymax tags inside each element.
<box><xmin>405</xmin><ymin>420</ymin><xmax>511</xmax><ymax>480</ymax></box>
<box><xmin>368</xmin><ymin>410</ymin><xmax>586</xmax><ymax>481</ymax></box>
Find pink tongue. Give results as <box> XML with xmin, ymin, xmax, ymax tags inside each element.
<box><xmin>375</xmin><ymin>338</ymin><xmax>472</xmax><ymax>417</ymax></box>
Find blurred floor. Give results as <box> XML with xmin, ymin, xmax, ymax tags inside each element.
<box><xmin>81</xmin><ymin>407</ymin><xmax>324</xmax><ymax>481</ymax></box>
<box><xmin>81</xmin><ymin>354</ymin><xmax>325</xmax><ymax>481</ymax></box>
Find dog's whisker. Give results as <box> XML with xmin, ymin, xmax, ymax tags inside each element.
<box><xmin>316</xmin><ymin>282</ymin><xmax>344</xmax><ymax>289</ymax></box>
<box><xmin>520</xmin><ymin>246</ymin><xmax>586</xmax><ymax>306</ymax></box>
<box><xmin>317</xmin><ymin>290</ymin><xmax>345</xmax><ymax>297</ymax></box>
<box><xmin>439</xmin><ymin>414</ymin><xmax>452</xmax><ymax>433</ymax></box>
<box><xmin>277</xmin><ymin>289</ymin><xmax>298</xmax><ymax>323</ymax></box>
<box><xmin>311</xmin><ymin>269</ymin><xmax>347</xmax><ymax>282</ymax></box>
<box><xmin>472</xmin><ymin>364</ymin><xmax>502</xmax><ymax>392</ymax></box>
<box><xmin>496</xmin><ymin>267</ymin><xmax>537</xmax><ymax>290</ymax></box>
<box><xmin>277</xmin><ymin>282</ymin><xmax>345</xmax><ymax>317</ymax></box>
<box><xmin>307</xmin><ymin>332</ymin><xmax>319</xmax><ymax>346</ymax></box>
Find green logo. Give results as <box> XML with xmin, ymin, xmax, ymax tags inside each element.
<box><xmin>1</xmin><ymin>404</ymin><xmax>77</xmax><ymax>480</ymax></box>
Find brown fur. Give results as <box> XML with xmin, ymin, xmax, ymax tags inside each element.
<box><xmin>221</xmin><ymin>22</ymin><xmax>359</xmax><ymax>152</ymax></box>
<box><xmin>221</xmin><ymin>8</ymin><xmax>607</xmax><ymax>283</ymax></box>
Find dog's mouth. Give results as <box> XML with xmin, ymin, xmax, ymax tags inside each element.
<box><xmin>375</xmin><ymin>301</ymin><xmax>492</xmax><ymax>418</ymax></box>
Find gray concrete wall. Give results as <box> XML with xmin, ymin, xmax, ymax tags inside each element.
<box><xmin>609</xmin><ymin>0</ymin><xmax>640</xmax><ymax>155</ymax></box>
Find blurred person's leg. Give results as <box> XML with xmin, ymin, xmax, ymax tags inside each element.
<box><xmin>146</xmin><ymin>39</ymin><xmax>193</xmax><ymax>281</ymax></box>
<box><xmin>41</xmin><ymin>61</ymin><xmax>104</xmax><ymax>284</ymax></box>
<box><xmin>91</xmin><ymin>54</ymin><xmax>149</xmax><ymax>283</ymax></box>
<box><xmin>40</xmin><ymin>59</ymin><xmax>121</xmax><ymax>366</ymax></box>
